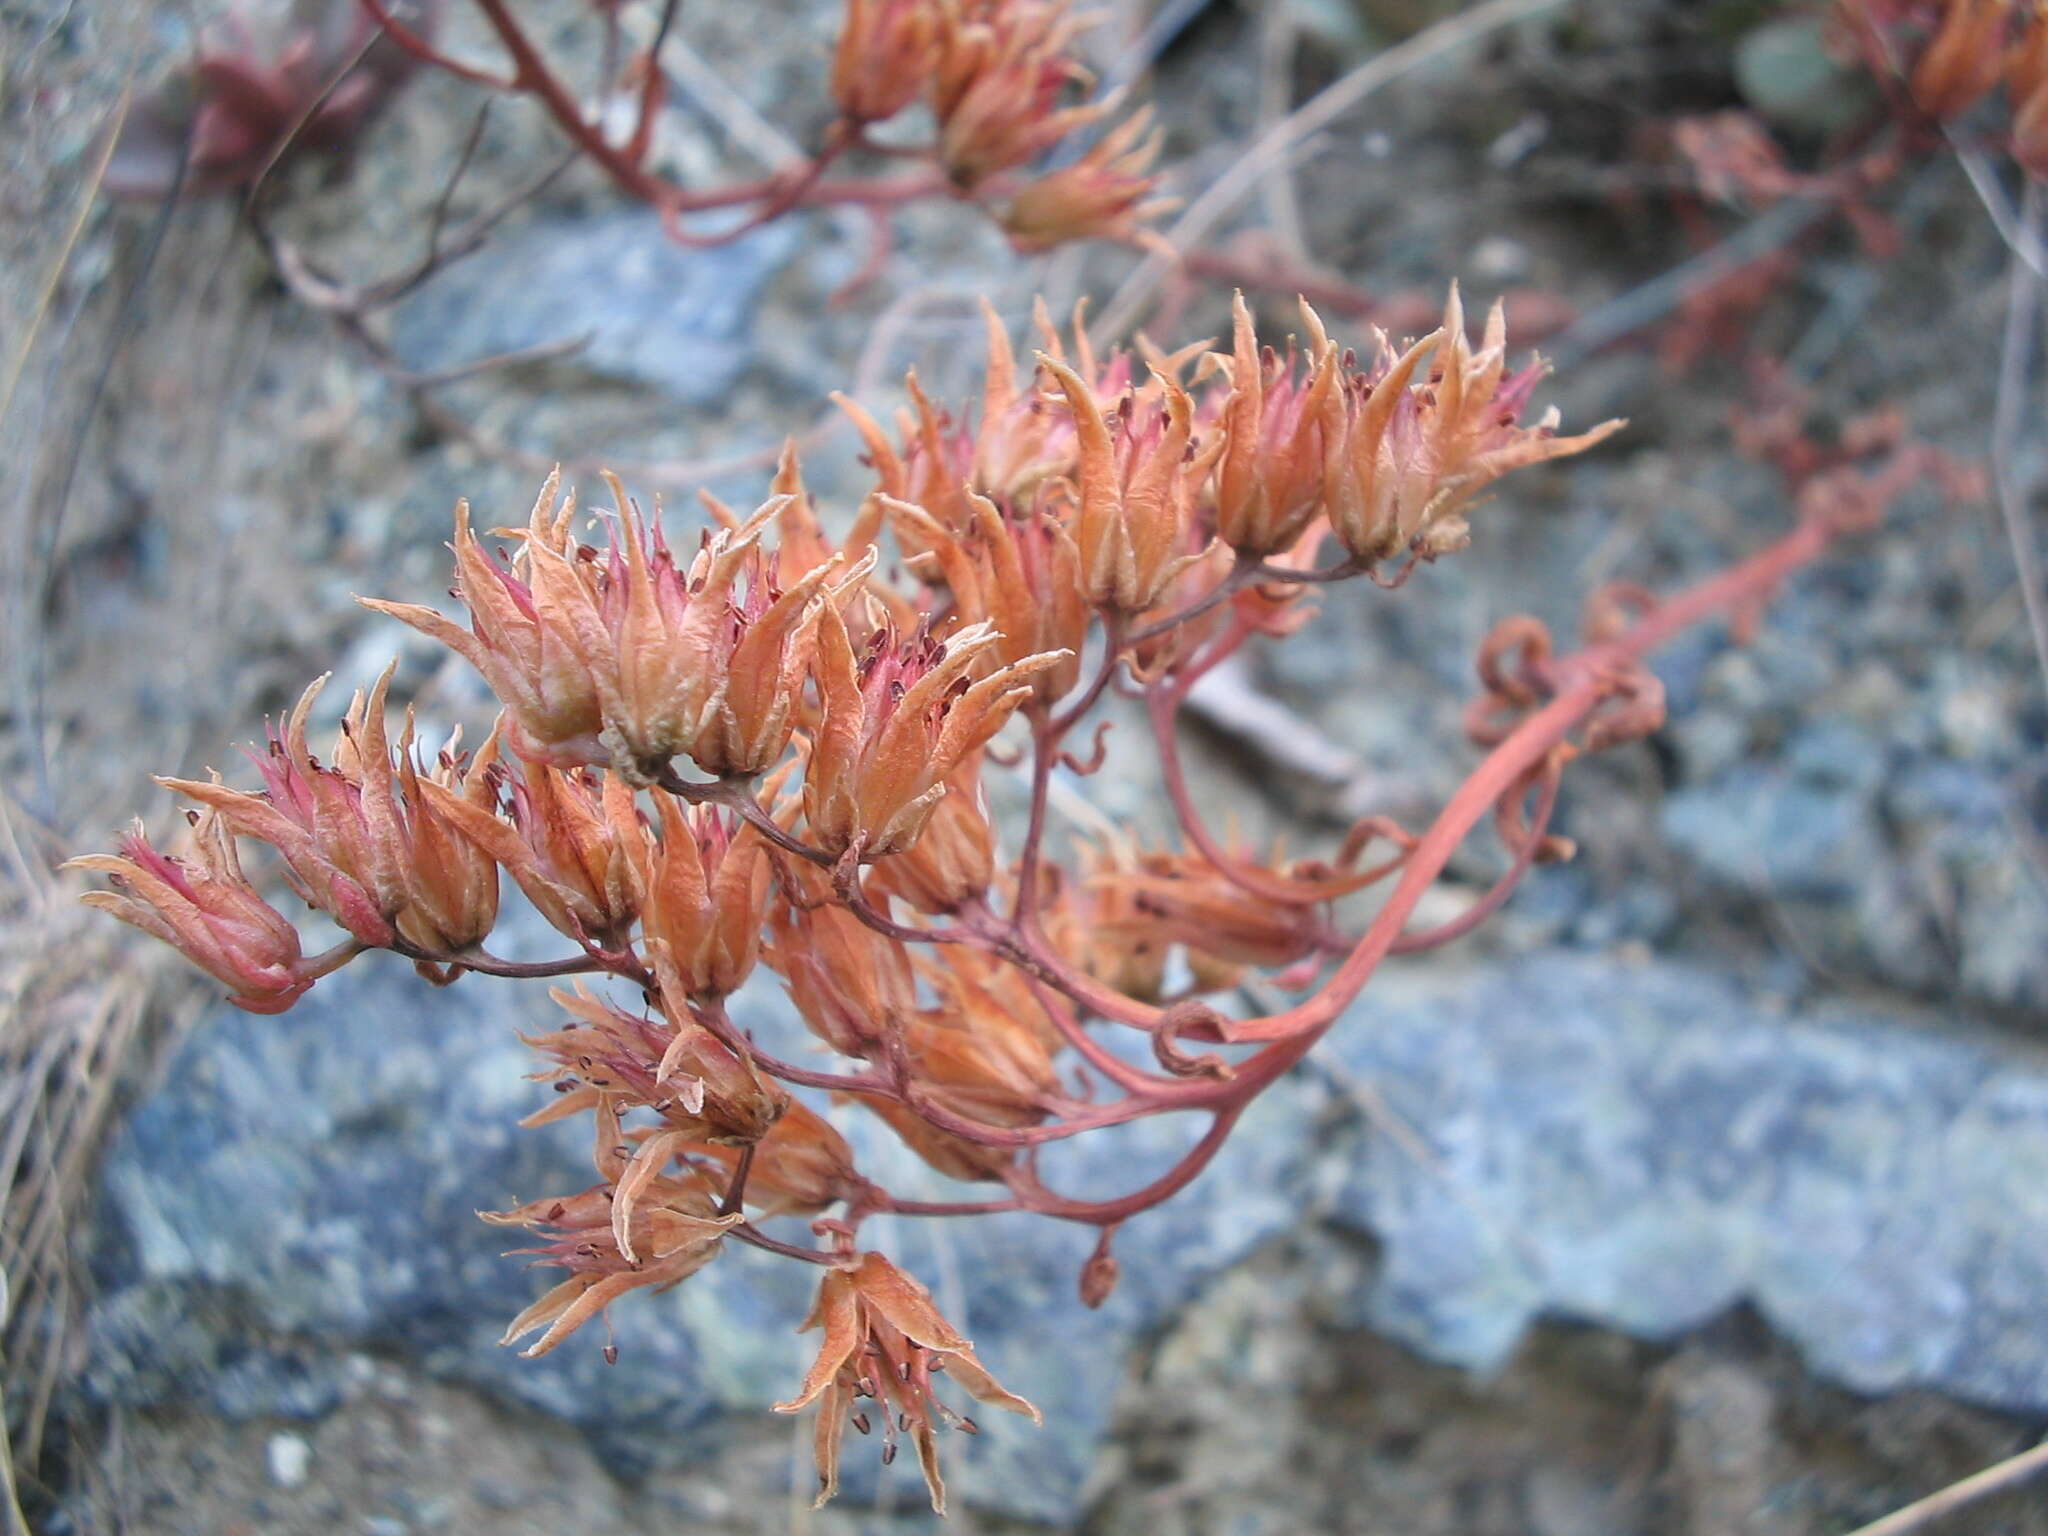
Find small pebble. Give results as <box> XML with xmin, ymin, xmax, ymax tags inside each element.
<box><xmin>1470</xmin><ymin>234</ymin><xmax>1531</xmax><ymax>284</ymax></box>
<box><xmin>266</xmin><ymin>1431</ymin><xmax>312</xmax><ymax>1491</ymax></box>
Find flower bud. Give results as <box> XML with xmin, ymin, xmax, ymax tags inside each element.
<box><xmin>887</xmin><ymin>492</ymin><xmax>1088</xmax><ymax>704</ymax></box>
<box><xmin>160</xmin><ymin>668</ymin><xmax>501</xmax><ymax>958</ymax></box>
<box><xmin>635</xmin><ymin>796</ymin><xmax>770</xmax><ymax>998</ymax></box>
<box><xmin>1042</xmin><ymin>356</ymin><xmax>1216</xmax><ymax>612</ymax></box>
<box><xmin>1211</xmin><ymin>294</ymin><xmax>1340</xmax><ymax>557</ymax></box>
<box><xmin>805</xmin><ymin>608</ymin><xmax>1062</xmax><ymax>858</ymax></box>
<box><xmin>865</xmin><ymin>758</ymin><xmax>996</xmax><ymax>913</ymax></box>
<box><xmin>362</xmin><ymin>474</ymin><xmax>606</xmax><ymax>768</ymax></box>
<box><xmin>586</xmin><ymin>483</ymin><xmax>835</xmax><ymax>782</ymax></box>
<box><xmin>777</xmin><ymin>1252</ymin><xmax>1038</xmax><ymax>1512</ymax></box>
<box><xmin>533</xmin><ymin>982</ymin><xmax>785</xmax><ymax>1145</ymax></box>
<box><xmin>1000</xmin><ymin>110</ymin><xmax>1170</xmax><ymax>252</ymax></box>
<box><xmin>69</xmin><ymin>812</ymin><xmax>326</xmax><ymax>1014</ymax></box>
<box><xmin>485</xmin><ymin>1103</ymin><xmax>739</xmax><ymax>1359</ymax></box>
<box><xmin>769</xmin><ymin>864</ymin><xmax>920</xmax><ymax>1057</ymax></box>
<box><xmin>1322</xmin><ymin>286</ymin><xmax>1623</xmax><ymax>567</ymax></box>
<box><xmin>418</xmin><ymin>741</ymin><xmax>641</xmax><ymax>945</ymax></box>
<box><xmin>931</xmin><ymin>0</ymin><xmax>1097</xmax><ymax>189</ymax></box>
<box><xmin>831</xmin><ymin>0</ymin><xmax>935</xmax><ymax>123</ymax></box>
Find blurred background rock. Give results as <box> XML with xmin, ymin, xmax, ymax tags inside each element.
<box><xmin>4</xmin><ymin>0</ymin><xmax>2047</xmax><ymax>1531</ymax></box>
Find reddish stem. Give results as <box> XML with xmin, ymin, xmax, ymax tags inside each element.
<box><xmin>358</xmin><ymin>0</ymin><xmax>515</xmax><ymax>88</ymax></box>
<box><xmin>729</xmin><ymin>1222</ymin><xmax>839</xmax><ymax>1265</ymax></box>
<box><xmin>956</xmin><ymin>513</ymin><xmax>1843</xmax><ymax>1231</ymax></box>
<box><xmin>1385</xmin><ymin>763</ymin><xmax>1561</xmax><ymax>956</ymax></box>
<box><xmin>1008</xmin><ymin>1109</ymin><xmax>1243</xmax><ymax>1226</ymax></box>
<box><xmin>870</xmin><ymin>1194</ymin><xmax>1026</xmax><ymax>1218</ymax></box>
<box><xmin>1149</xmin><ymin>655</ymin><xmax>1405</xmax><ymax>908</ymax></box>
<box><xmin>1215</xmin><ymin>514</ymin><xmax>1837</xmax><ymax>1050</ymax></box>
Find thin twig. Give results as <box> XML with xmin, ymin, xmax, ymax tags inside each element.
<box><xmin>1546</xmin><ymin>198</ymin><xmax>1831</xmax><ymax>370</ymax></box>
<box><xmin>20</xmin><ymin>96</ymin><xmax>191</xmax><ymax>818</ymax></box>
<box><xmin>1951</xmin><ymin>138</ymin><xmax>2048</xmax><ymax>281</ymax></box>
<box><xmin>1255</xmin><ymin>1</ymin><xmax>1307</xmax><ymax>261</ymax></box>
<box><xmin>239</xmin><ymin>29</ymin><xmax>382</xmax><ymax>215</ymax></box>
<box><xmin>0</xmin><ymin>86</ymin><xmax>129</xmax><ymax>435</ymax></box>
<box><xmin>1094</xmin><ymin>0</ymin><xmax>1569</xmax><ymax>341</ymax></box>
<box><xmin>1842</xmin><ymin>1438</ymin><xmax>2048</xmax><ymax>1536</ymax></box>
<box><xmin>1990</xmin><ymin>179</ymin><xmax>2048</xmax><ymax>700</ymax></box>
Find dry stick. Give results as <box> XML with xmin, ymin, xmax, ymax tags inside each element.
<box><xmin>371</xmin><ymin>0</ymin><xmax>946</xmax><ymax>224</ymax></box>
<box><xmin>1990</xmin><ymin>179</ymin><xmax>2048</xmax><ymax>701</ymax></box>
<box><xmin>1841</xmin><ymin>1438</ymin><xmax>2048</xmax><ymax>1536</ymax></box>
<box><xmin>1951</xmin><ymin>138</ymin><xmax>2048</xmax><ymax>281</ymax></box>
<box><xmin>644</xmin><ymin>18</ymin><xmax>806</xmax><ymax>168</ymax></box>
<box><xmin>0</xmin><ymin>87</ymin><xmax>129</xmax><ymax>435</ymax></box>
<box><xmin>0</xmin><ymin>1292</ymin><xmax>26</xmax><ymax>1536</ymax></box>
<box><xmin>1255</xmin><ymin>1</ymin><xmax>1307</xmax><ymax>262</ymax></box>
<box><xmin>11</xmin><ymin>87</ymin><xmax>143</xmax><ymax>820</ymax></box>
<box><xmin>1545</xmin><ymin>197</ymin><xmax>1832</xmax><ymax>371</ymax></box>
<box><xmin>1093</xmin><ymin>0</ymin><xmax>1570</xmax><ymax>342</ymax></box>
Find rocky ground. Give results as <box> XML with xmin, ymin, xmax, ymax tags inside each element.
<box><xmin>7</xmin><ymin>0</ymin><xmax>2048</xmax><ymax>1532</ymax></box>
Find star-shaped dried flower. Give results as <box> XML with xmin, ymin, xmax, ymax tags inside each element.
<box><xmin>776</xmin><ymin>1251</ymin><xmax>1039</xmax><ymax>1512</ymax></box>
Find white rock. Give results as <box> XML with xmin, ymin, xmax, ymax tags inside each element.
<box><xmin>266</xmin><ymin>1431</ymin><xmax>312</xmax><ymax>1490</ymax></box>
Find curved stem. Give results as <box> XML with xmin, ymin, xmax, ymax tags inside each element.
<box><xmin>1014</xmin><ymin>971</ymin><xmax>1191</xmax><ymax>1096</ymax></box>
<box><xmin>690</xmin><ymin>1000</ymin><xmax>890</xmax><ymax>1096</ymax></box>
<box><xmin>659</xmin><ymin>769</ymin><xmax>833</xmax><ymax>866</ymax></box>
<box><xmin>839</xmin><ymin>887</ymin><xmax>978</xmax><ymax>947</ymax></box>
<box><xmin>1124</xmin><ymin>565</ymin><xmax>1261</xmax><ymax>648</ymax></box>
<box><xmin>1009</xmin><ymin>1109</ymin><xmax>1242</xmax><ymax>1226</ymax></box>
<box><xmin>397</xmin><ymin>942</ymin><xmax>624</xmax><ymax>982</ymax></box>
<box><xmin>896</xmin><ymin>1081</ymin><xmax>1164</xmax><ymax>1149</ymax></box>
<box><xmin>360</xmin><ymin>0</ymin><xmax>515</xmax><ymax>89</ymax></box>
<box><xmin>1150</xmin><ymin>668</ymin><xmax>1407</xmax><ymax>905</ymax></box>
<box><xmin>1212</xmin><ymin>514</ymin><xmax>1839</xmax><ymax>1050</ymax></box>
<box><xmin>965</xmin><ymin>908</ymin><xmax>1166</xmax><ymax>1032</ymax></box>
<box><xmin>1385</xmin><ymin>763</ymin><xmax>1560</xmax><ymax>956</ymax></box>
<box><xmin>1249</xmin><ymin>554</ymin><xmax>1372</xmax><ymax>586</ymax></box>
<box><xmin>729</xmin><ymin>1222</ymin><xmax>838</xmax><ymax>1265</ymax></box>
<box><xmin>1050</xmin><ymin>611</ymin><xmax>1129</xmax><ymax>736</ymax></box>
<box><xmin>1009</xmin><ymin>708</ymin><xmax>1062</xmax><ymax>927</ymax></box>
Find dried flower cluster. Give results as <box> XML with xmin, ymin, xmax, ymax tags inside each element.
<box><xmin>76</xmin><ymin>289</ymin><xmax>1873</xmax><ymax>1512</ymax></box>
<box><xmin>834</xmin><ymin>0</ymin><xmax>1171</xmax><ymax>248</ymax></box>
<box><xmin>351</xmin><ymin>0</ymin><xmax>1171</xmax><ymax>256</ymax></box>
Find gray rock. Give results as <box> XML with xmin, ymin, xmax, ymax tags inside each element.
<box><xmin>1663</xmin><ymin>761</ymin><xmax>1880</xmax><ymax>903</ymax></box>
<box><xmin>1735</xmin><ymin>16</ymin><xmax>1872</xmax><ymax>136</ymax></box>
<box><xmin>83</xmin><ymin>935</ymin><xmax>2048</xmax><ymax>1520</ymax></box>
<box><xmin>1663</xmin><ymin>711</ymin><xmax>2048</xmax><ymax>1009</ymax></box>
<box><xmin>392</xmin><ymin>210</ymin><xmax>797</xmax><ymax>407</ymax></box>
<box><xmin>1326</xmin><ymin>953</ymin><xmax>2048</xmax><ymax>1414</ymax></box>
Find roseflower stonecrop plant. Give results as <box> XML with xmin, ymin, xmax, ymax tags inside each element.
<box><xmin>74</xmin><ymin>288</ymin><xmax>1918</xmax><ymax>1513</ymax></box>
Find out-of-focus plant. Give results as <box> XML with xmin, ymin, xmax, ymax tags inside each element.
<box><xmin>357</xmin><ymin>0</ymin><xmax>1177</xmax><ymax>256</ymax></box>
<box><xmin>106</xmin><ymin>0</ymin><xmax>437</xmax><ymax>197</ymax></box>
<box><xmin>1622</xmin><ymin>1</ymin><xmax>2048</xmax><ymax>372</ymax></box>
<box><xmin>1839</xmin><ymin>0</ymin><xmax>2048</xmax><ymax>173</ymax></box>
<box><xmin>71</xmin><ymin>280</ymin><xmax>1957</xmax><ymax>1512</ymax></box>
